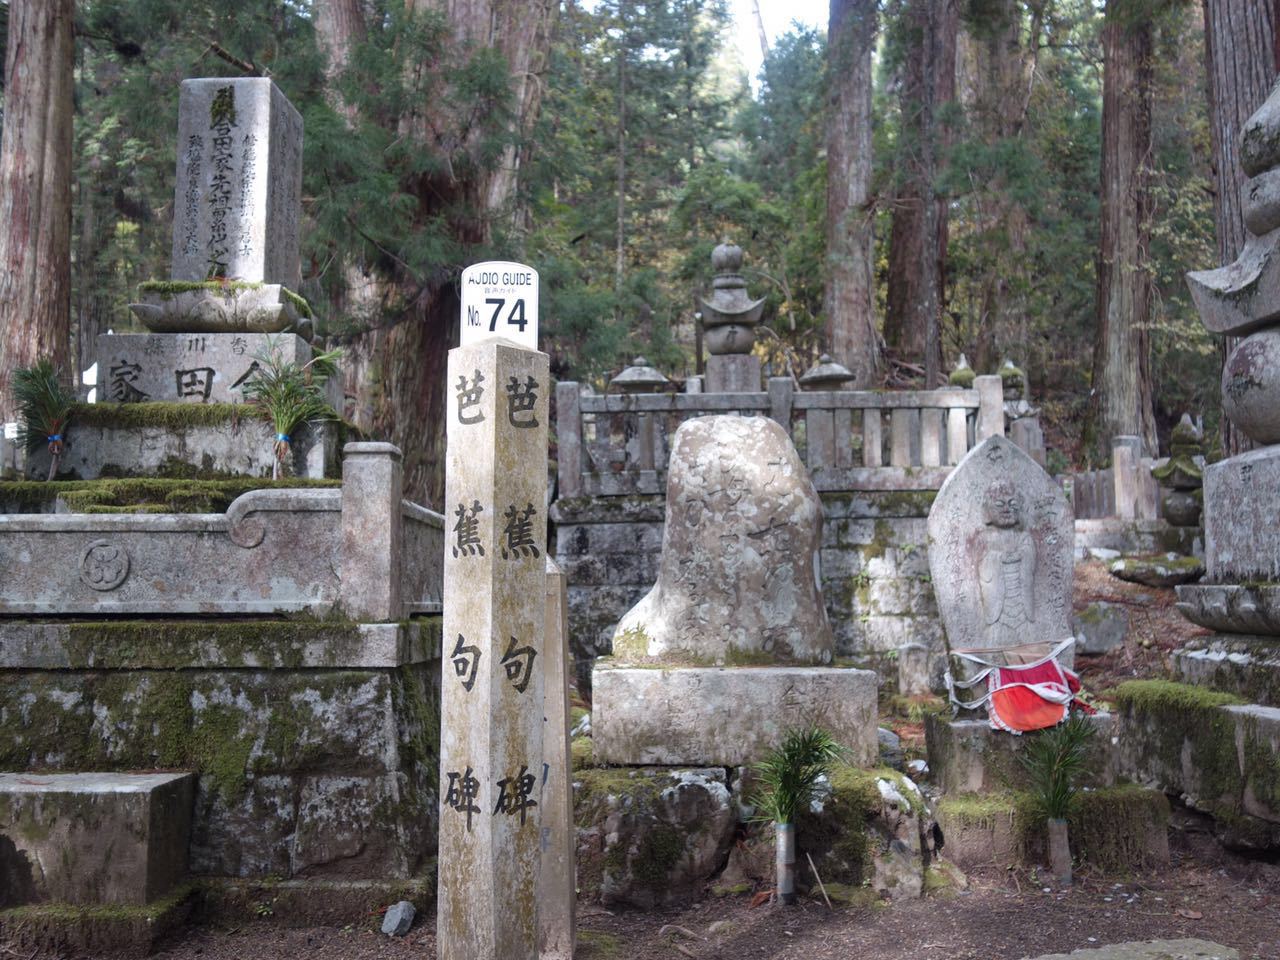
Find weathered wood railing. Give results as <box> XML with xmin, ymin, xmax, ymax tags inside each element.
<box><xmin>556</xmin><ymin>375</ymin><xmax>1006</xmax><ymax>497</ymax></box>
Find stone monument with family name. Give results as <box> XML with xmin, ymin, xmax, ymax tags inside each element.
<box><xmin>108</xmin><ymin>78</ymin><xmax>323</xmax><ymax>412</ymax></box>
<box><xmin>437</xmin><ymin>337</ymin><xmax>550</xmax><ymax>960</ymax></box>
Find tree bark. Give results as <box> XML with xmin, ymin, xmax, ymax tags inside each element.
<box><xmin>825</xmin><ymin>0</ymin><xmax>880</xmax><ymax>388</ymax></box>
<box><xmin>0</xmin><ymin>0</ymin><xmax>74</xmax><ymax>420</ymax></box>
<box><xmin>884</xmin><ymin>0</ymin><xmax>957</xmax><ymax>385</ymax></box>
<box><xmin>315</xmin><ymin>0</ymin><xmax>557</xmax><ymax>506</ymax></box>
<box><xmin>1089</xmin><ymin>1</ymin><xmax>1157</xmax><ymax>457</ymax></box>
<box><xmin>1203</xmin><ymin>0</ymin><xmax>1277</xmax><ymax>456</ymax></box>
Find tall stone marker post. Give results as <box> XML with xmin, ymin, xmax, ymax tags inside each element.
<box><xmin>438</xmin><ymin>262</ymin><xmax>549</xmax><ymax>960</ymax></box>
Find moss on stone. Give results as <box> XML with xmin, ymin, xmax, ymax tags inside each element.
<box><xmin>1108</xmin><ymin>679</ymin><xmax>1245</xmax><ymax>713</ymax></box>
<box><xmin>71</xmin><ymin>401</ymin><xmax>264</xmax><ymax>430</ymax></box>
<box><xmin>948</xmin><ymin>367</ymin><xmax>976</xmax><ymax>389</ymax></box>
<box><xmin>816</xmin><ymin>881</ymin><xmax>881</xmax><ymax>908</ymax></box>
<box><xmin>1066</xmin><ymin>785</ymin><xmax>1169</xmax><ymax>872</ymax></box>
<box><xmin>571</xmin><ymin>736</ymin><xmax>595</xmax><ymax>771</ymax></box>
<box><xmin>0</xmin><ymin>476</ymin><xmax>339</xmax><ymax>514</ymax></box>
<box><xmin>578</xmin><ymin>929</ymin><xmax>624</xmax><ymax>959</ymax></box>
<box><xmin>139</xmin><ymin>279</ymin><xmax>264</xmax><ymax>296</ymax></box>
<box><xmin>611</xmin><ymin>624</ymin><xmax>650</xmax><ymax>660</ymax></box>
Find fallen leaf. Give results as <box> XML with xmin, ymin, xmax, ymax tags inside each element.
<box><xmin>1176</xmin><ymin>908</ymin><xmax>1203</xmax><ymax>920</ymax></box>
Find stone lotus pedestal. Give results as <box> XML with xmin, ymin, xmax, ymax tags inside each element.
<box><xmin>592</xmin><ymin>414</ymin><xmax>877</xmax><ymax>766</ymax></box>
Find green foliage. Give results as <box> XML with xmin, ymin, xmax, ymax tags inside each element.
<box><xmin>751</xmin><ymin>726</ymin><xmax>847</xmax><ymax>826</ymax></box>
<box><xmin>239</xmin><ymin>341</ymin><xmax>340</xmax><ymax>470</ymax></box>
<box><xmin>13</xmin><ymin>360</ymin><xmax>75</xmax><ymax>453</ymax></box>
<box><xmin>1017</xmin><ymin>713</ymin><xmax>1096</xmax><ymax>820</ymax></box>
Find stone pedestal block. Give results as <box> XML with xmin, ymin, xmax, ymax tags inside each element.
<box><xmin>924</xmin><ymin>714</ymin><xmax>1115</xmax><ymax>795</ymax></box>
<box><xmin>439</xmin><ymin>339</ymin><xmax>550</xmax><ymax>960</ymax></box>
<box><xmin>704</xmin><ymin>354</ymin><xmax>761</xmax><ymax>393</ymax></box>
<box><xmin>96</xmin><ymin>333</ymin><xmax>330</xmax><ymax>406</ymax></box>
<box><xmin>591</xmin><ymin>664</ymin><xmax>877</xmax><ymax>766</ymax></box>
<box><xmin>1204</xmin><ymin>445</ymin><xmax>1280</xmax><ymax>582</ymax></box>
<box><xmin>0</xmin><ymin>772</ymin><xmax>193</xmax><ymax>906</ymax></box>
<box><xmin>171</xmin><ymin>78</ymin><xmax>302</xmax><ymax>289</ymax></box>
<box><xmin>1026</xmin><ymin>942</ymin><xmax>1236</xmax><ymax>960</ymax></box>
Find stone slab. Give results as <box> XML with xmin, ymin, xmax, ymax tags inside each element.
<box><xmin>96</xmin><ymin>333</ymin><xmax>330</xmax><ymax>406</ymax></box>
<box><xmin>591</xmin><ymin>665</ymin><xmax>877</xmax><ymax>766</ymax></box>
<box><xmin>0</xmin><ymin>467</ymin><xmax>442</xmax><ymax>618</ymax></box>
<box><xmin>1074</xmin><ymin>518</ymin><xmax>1201</xmax><ymax>561</ymax></box>
<box><xmin>26</xmin><ymin>411</ymin><xmax>337</xmax><ymax>481</ymax></box>
<box><xmin>1023</xmin><ymin>940</ymin><xmax>1236</xmax><ymax>960</ymax></box>
<box><xmin>0</xmin><ymin>619</ymin><xmax>442</xmax><ymax>670</ymax></box>
<box><xmin>1203</xmin><ymin>445</ymin><xmax>1280</xmax><ymax>582</ymax></box>
<box><xmin>1173</xmin><ymin>636</ymin><xmax>1280</xmax><ymax>706</ymax></box>
<box><xmin>925</xmin><ymin>714</ymin><xmax>1115</xmax><ymax>795</ymax></box>
<box><xmin>172</xmin><ymin>78</ymin><xmax>302</xmax><ymax>289</ymax></box>
<box><xmin>0</xmin><ymin>772</ymin><xmax>193</xmax><ymax>906</ymax></box>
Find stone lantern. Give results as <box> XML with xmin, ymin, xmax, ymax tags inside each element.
<box><xmin>611</xmin><ymin>356</ymin><xmax>669</xmax><ymax>394</ymax></box>
<box><xmin>798</xmin><ymin>354</ymin><xmax>855</xmax><ymax>392</ymax></box>
<box><xmin>1152</xmin><ymin>413</ymin><xmax>1204</xmax><ymax>528</ymax></box>
<box><xmin>698</xmin><ymin>243</ymin><xmax>766</xmax><ymax>393</ymax></box>
<box><xmin>610</xmin><ymin>357</ymin><xmax>668</xmax><ymax>477</ymax></box>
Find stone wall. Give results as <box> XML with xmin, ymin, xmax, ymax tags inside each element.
<box><xmin>0</xmin><ymin>619</ymin><xmax>442</xmax><ymax>880</ymax></box>
<box><xmin>551</xmin><ymin>490</ymin><xmax>940</xmax><ymax>691</ymax></box>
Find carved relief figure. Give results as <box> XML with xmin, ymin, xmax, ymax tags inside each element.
<box><xmin>977</xmin><ymin>479</ymin><xmax>1037</xmax><ymax>646</ymax></box>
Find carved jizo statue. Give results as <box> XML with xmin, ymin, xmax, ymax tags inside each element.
<box><xmin>977</xmin><ymin>480</ymin><xmax>1037</xmax><ymax>646</ymax></box>
<box><xmin>928</xmin><ymin>436</ymin><xmax>1073</xmax><ymax>653</ymax></box>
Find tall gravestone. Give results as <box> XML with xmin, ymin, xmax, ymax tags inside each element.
<box><xmin>438</xmin><ymin>336</ymin><xmax>549</xmax><ymax>960</ymax></box>
<box><xmin>105</xmin><ymin>78</ymin><xmax>326</xmax><ymax>411</ymax></box>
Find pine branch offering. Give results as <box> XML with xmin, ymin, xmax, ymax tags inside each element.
<box><xmin>750</xmin><ymin>726</ymin><xmax>846</xmax><ymax>826</ymax></box>
<box><xmin>14</xmin><ymin>360</ymin><xmax>75</xmax><ymax>481</ymax></box>
<box><xmin>240</xmin><ymin>342</ymin><xmax>342</xmax><ymax>479</ymax></box>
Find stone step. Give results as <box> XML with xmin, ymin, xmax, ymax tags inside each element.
<box><xmin>1173</xmin><ymin>636</ymin><xmax>1280</xmax><ymax>707</ymax></box>
<box><xmin>1024</xmin><ymin>940</ymin><xmax>1237</xmax><ymax>960</ymax></box>
<box><xmin>0</xmin><ymin>772</ymin><xmax>193</xmax><ymax>907</ymax></box>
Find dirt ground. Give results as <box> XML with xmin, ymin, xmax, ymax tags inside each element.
<box><xmin>152</xmin><ymin>837</ymin><xmax>1279</xmax><ymax>960</ymax></box>
<box><xmin>145</xmin><ymin>564</ymin><xmax>1270</xmax><ymax>960</ymax></box>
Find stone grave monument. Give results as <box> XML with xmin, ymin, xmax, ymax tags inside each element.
<box><xmin>31</xmin><ymin>77</ymin><xmax>341</xmax><ymax>482</ymax></box>
<box><xmin>1113</xmin><ymin>82</ymin><xmax>1280</xmax><ymax>849</ymax></box>
<box><xmin>101</xmin><ymin>78</ymin><xmax>335</xmax><ymax>427</ymax></box>
<box><xmin>927</xmin><ymin>434</ymin><xmax>1074</xmax><ymax>656</ymax></box>
<box><xmin>697</xmin><ymin>243</ymin><xmax>765</xmax><ymax>393</ymax></box>
<box><xmin>592</xmin><ymin>413</ymin><xmax>877</xmax><ymax>766</ymax></box>
<box><xmin>0</xmin><ymin>78</ymin><xmax>446</xmax><ymax>952</ymax></box>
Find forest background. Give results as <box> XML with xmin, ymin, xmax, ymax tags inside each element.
<box><xmin>0</xmin><ymin>0</ymin><xmax>1268</xmax><ymax>506</ymax></box>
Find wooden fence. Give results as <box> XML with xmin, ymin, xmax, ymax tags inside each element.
<box><xmin>555</xmin><ymin>375</ymin><xmax>1006</xmax><ymax>498</ymax></box>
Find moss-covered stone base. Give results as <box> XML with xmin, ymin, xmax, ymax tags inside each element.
<box><xmin>936</xmin><ymin>785</ymin><xmax>1170</xmax><ymax>872</ymax></box>
<box><xmin>0</xmin><ymin>476</ymin><xmax>340</xmax><ymax>514</ymax></box>
<box><xmin>1111</xmin><ymin>680</ymin><xmax>1280</xmax><ymax>850</ymax></box>
<box><xmin>0</xmin><ymin>620</ymin><xmax>442</xmax><ymax>880</ymax></box>
<box><xmin>194</xmin><ymin>874</ymin><xmax>435</xmax><ymax>929</ymax></box>
<box><xmin>0</xmin><ymin>882</ymin><xmax>196</xmax><ymax>959</ymax></box>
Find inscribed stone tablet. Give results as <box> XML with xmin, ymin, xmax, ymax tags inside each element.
<box><xmin>927</xmin><ymin>435</ymin><xmax>1074</xmax><ymax>651</ymax></box>
<box><xmin>171</xmin><ymin>78</ymin><xmax>302</xmax><ymax>289</ymax></box>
